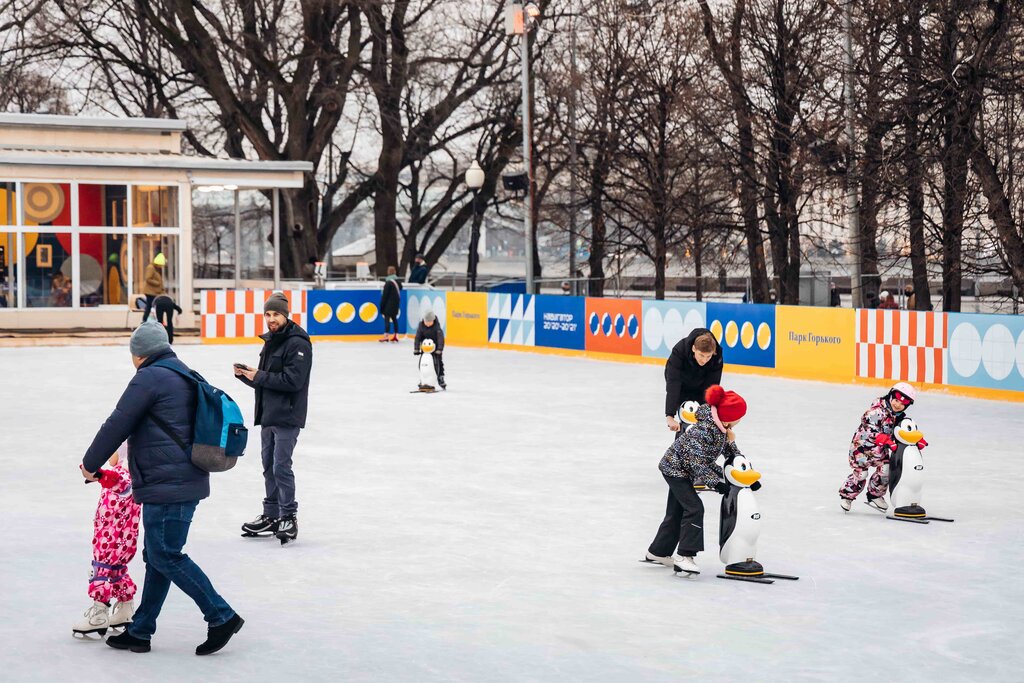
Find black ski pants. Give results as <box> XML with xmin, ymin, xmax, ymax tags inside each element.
<box><xmin>155</xmin><ymin>299</ymin><xmax>176</xmax><ymax>343</ymax></box>
<box><xmin>648</xmin><ymin>474</ymin><xmax>705</xmax><ymax>557</ymax></box>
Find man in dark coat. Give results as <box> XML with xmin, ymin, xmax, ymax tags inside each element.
<box><xmin>81</xmin><ymin>321</ymin><xmax>242</xmax><ymax>655</ymax></box>
<box><xmin>664</xmin><ymin>328</ymin><xmax>723</xmax><ymax>433</ymax></box>
<box><xmin>408</xmin><ymin>254</ymin><xmax>430</xmax><ymax>284</ymax></box>
<box><xmin>235</xmin><ymin>292</ymin><xmax>312</xmax><ymax>544</ymax></box>
<box><xmin>379</xmin><ymin>265</ymin><xmax>403</xmax><ymax>341</ymax></box>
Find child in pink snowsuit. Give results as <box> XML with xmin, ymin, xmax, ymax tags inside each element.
<box><xmin>73</xmin><ymin>445</ymin><xmax>142</xmax><ymax>637</ymax></box>
<box><xmin>839</xmin><ymin>383</ymin><xmax>917</xmax><ymax>512</ymax></box>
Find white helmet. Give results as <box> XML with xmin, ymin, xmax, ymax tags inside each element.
<box><xmin>889</xmin><ymin>382</ymin><xmax>916</xmax><ymax>404</ymax></box>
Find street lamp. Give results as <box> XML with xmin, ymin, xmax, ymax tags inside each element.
<box><xmin>465</xmin><ymin>160</ymin><xmax>486</xmax><ymax>292</ymax></box>
<box><xmin>506</xmin><ymin>2</ymin><xmax>541</xmax><ymax>295</ymax></box>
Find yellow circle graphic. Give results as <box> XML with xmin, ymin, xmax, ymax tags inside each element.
<box><xmin>741</xmin><ymin>321</ymin><xmax>755</xmax><ymax>349</ymax></box>
<box><xmin>757</xmin><ymin>322</ymin><xmax>772</xmax><ymax>350</ymax></box>
<box><xmin>23</xmin><ymin>183</ymin><xmax>65</xmax><ymax>223</ymax></box>
<box><xmin>709</xmin><ymin>320</ymin><xmax>723</xmax><ymax>341</ymax></box>
<box><xmin>359</xmin><ymin>302</ymin><xmax>379</xmax><ymax>323</ymax></box>
<box><xmin>336</xmin><ymin>302</ymin><xmax>355</xmax><ymax>323</ymax></box>
<box><xmin>724</xmin><ymin>320</ymin><xmax>739</xmax><ymax>347</ymax></box>
<box><xmin>312</xmin><ymin>302</ymin><xmax>333</xmax><ymax>324</ymax></box>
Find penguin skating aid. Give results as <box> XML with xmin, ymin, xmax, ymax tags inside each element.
<box><xmin>412</xmin><ymin>339</ymin><xmax>441</xmax><ymax>393</ymax></box>
<box><xmin>716</xmin><ymin>453</ymin><xmax>799</xmax><ymax>585</ymax></box>
<box><xmin>676</xmin><ymin>401</ymin><xmax>711</xmax><ymax>493</ymax></box>
<box><xmin>879</xmin><ymin>417</ymin><xmax>955</xmax><ymax>524</ymax></box>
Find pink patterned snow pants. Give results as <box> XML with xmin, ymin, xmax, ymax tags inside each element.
<box><xmin>88</xmin><ymin>464</ymin><xmax>142</xmax><ymax>603</ymax></box>
<box><xmin>839</xmin><ymin>447</ymin><xmax>889</xmax><ymax>501</ymax></box>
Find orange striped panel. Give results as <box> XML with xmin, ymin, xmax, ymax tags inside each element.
<box><xmin>924</xmin><ymin>312</ymin><xmax>934</xmax><ymax>347</ymax></box>
<box><xmin>867</xmin><ymin>343</ymin><xmax>876</xmax><ymax>377</ymax></box>
<box><xmin>256</xmin><ymin>314</ymin><xmax>265</xmax><ymax>336</ymax></box>
<box><xmin>882</xmin><ymin>344</ymin><xmax>892</xmax><ymax>378</ymax></box>
<box><xmin>891</xmin><ymin>312</ymin><xmax>901</xmax><ymax>346</ymax></box>
<box><xmin>226</xmin><ymin>293</ymin><xmax>235</xmax><ymax>315</ymax></box>
<box><xmin>216</xmin><ymin>315</ymin><xmax>225</xmax><ymax>338</ymax></box>
<box><xmin>245</xmin><ymin>290</ymin><xmax>255</xmax><ymax>314</ymax></box>
<box><xmin>934</xmin><ymin>348</ymin><xmax>943</xmax><ymax>383</ymax></box>
<box><xmin>201</xmin><ymin>315</ymin><xmax>208</xmax><ymax>338</ymax></box>
<box><xmin>907</xmin><ymin>312</ymin><xmax>917</xmax><ymax>346</ymax></box>
<box><xmin>899</xmin><ymin>346</ymin><xmax>909</xmax><ymax>381</ymax></box>
<box><xmin>858</xmin><ymin>309</ymin><xmax>867</xmax><ymax>342</ymax></box>
<box><xmin>205</xmin><ymin>290</ymin><xmax>214</xmax><ymax>315</ymax></box>
<box><xmin>875</xmin><ymin>310</ymin><xmax>884</xmax><ymax>344</ymax></box>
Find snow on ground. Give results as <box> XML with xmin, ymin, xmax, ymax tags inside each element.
<box><xmin>2</xmin><ymin>340</ymin><xmax>1022</xmax><ymax>682</ymax></box>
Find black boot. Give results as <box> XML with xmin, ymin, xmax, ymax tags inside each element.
<box><xmin>276</xmin><ymin>515</ymin><xmax>298</xmax><ymax>545</ymax></box>
<box><xmin>241</xmin><ymin>514</ymin><xmax>279</xmax><ymax>537</ymax></box>
<box><xmin>106</xmin><ymin>630</ymin><xmax>151</xmax><ymax>653</ymax></box>
<box><xmin>196</xmin><ymin>614</ymin><xmax>244</xmax><ymax>656</ymax></box>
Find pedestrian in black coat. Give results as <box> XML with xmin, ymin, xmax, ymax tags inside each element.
<box><xmin>408</xmin><ymin>254</ymin><xmax>430</xmax><ymax>284</ymax></box>
<box><xmin>379</xmin><ymin>266</ymin><xmax>403</xmax><ymax>341</ymax></box>
<box><xmin>153</xmin><ymin>294</ymin><xmax>183</xmax><ymax>343</ymax></box>
<box><xmin>235</xmin><ymin>292</ymin><xmax>313</xmax><ymax>543</ymax></box>
<box><xmin>664</xmin><ymin>328</ymin><xmax>723</xmax><ymax>433</ymax></box>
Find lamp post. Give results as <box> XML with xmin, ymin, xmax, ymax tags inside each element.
<box><xmin>465</xmin><ymin>160</ymin><xmax>486</xmax><ymax>292</ymax></box>
<box><xmin>507</xmin><ymin>2</ymin><xmax>541</xmax><ymax>294</ymax></box>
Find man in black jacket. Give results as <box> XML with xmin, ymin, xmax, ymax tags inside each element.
<box><xmin>235</xmin><ymin>293</ymin><xmax>313</xmax><ymax>544</ymax></box>
<box><xmin>408</xmin><ymin>254</ymin><xmax>430</xmax><ymax>284</ymax></box>
<box><xmin>82</xmin><ymin>321</ymin><xmax>242</xmax><ymax>655</ymax></box>
<box><xmin>664</xmin><ymin>328</ymin><xmax>723</xmax><ymax>433</ymax></box>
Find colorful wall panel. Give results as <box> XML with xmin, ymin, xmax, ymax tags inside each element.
<box><xmin>856</xmin><ymin>309</ymin><xmax>947</xmax><ymax>384</ymax></box>
<box><xmin>946</xmin><ymin>313</ymin><xmax>1024</xmax><ymax>393</ymax></box>
<box><xmin>534</xmin><ymin>295</ymin><xmax>586</xmax><ymax>350</ymax></box>
<box><xmin>775</xmin><ymin>306</ymin><xmax>855</xmax><ymax>380</ymax></box>
<box><xmin>201</xmin><ymin>289</ymin><xmax>307</xmax><ymax>339</ymax></box>
<box><xmin>308</xmin><ymin>289</ymin><xmax>393</xmax><ymax>336</ymax></box>
<box><xmin>706</xmin><ymin>303</ymin><xmax>775</xmax><ymax>368</ymax></box>
<box><xmin>405</xmin><ymin>288</ymin><xmax>447</xmax><ymax>334</ymax></box>
<box><xmin>585</xmin><ymin>297</ymin><xmax>642</xmax><ymax>355</ymax></box>
<box><xmin>487</xmin><ymin>293</ymin><xmax>535</xmax><ymax>346</ymax></box>
<box><xmin>641</xmin><ymin>300</ymin><xmax>706</xmax><ymax>358</ymax></box>
<box><xmin>446</xmin><ymin>292</ymin><xmax>488</xmax><ymax>344</ymax></box>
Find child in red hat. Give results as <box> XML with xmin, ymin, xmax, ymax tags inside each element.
<box><xmin>645</xmin><ymin>385</ymin><xmax>753</xmax><ymax>575</ymax></box>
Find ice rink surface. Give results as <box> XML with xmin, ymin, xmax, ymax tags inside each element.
<box><xmin>2</xmin><ymin>340</ymin><xmax>1023</xmax><ymax>682</ymax></box>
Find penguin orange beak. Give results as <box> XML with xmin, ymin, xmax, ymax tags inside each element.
<box><xmin>731</xmin><ymin>469</ymin><xmax>761</xmax><ymax>486</ymax></box>
<box><xmin>682</xmin><ymin>413</ymin><xmax>697</xmax><ymax>424</ymax></box>
<box><xmin>897</xmin><ymin>429</ymin><xmax>923</xmax><ymax>445</ymax></box>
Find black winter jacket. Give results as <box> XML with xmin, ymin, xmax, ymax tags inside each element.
<box><xmin>659</xmin><ymin>403</ymin><xmax>734</xmax><ymax>486</ymax></box>
<box><xmin>664</xmin><ymin>327</ymin><xmax>724</xmax><ymax>416</ymax></box>
<box><xmin>237</xmin><ymin>321</ymin><xmax>313</xmax><ymax>428</ymax></box>
<box><xmin>82</xmin><ymin>349</ymin><xmax>208</xmax><ymax>504</ymax></box>
<box><xmin>408</xmin><ymin>264</ymin><xmax>429</xmax><ymax>284</ymax></box>
<box><xmin>380</xmin><ymin>278</ymin><xmax>402</xmax><ymax>318</ymax></box>
<box><xmin>414</xmin><ymin>321</ymin><xmax>445</xmax><ymax>353</ymax></box>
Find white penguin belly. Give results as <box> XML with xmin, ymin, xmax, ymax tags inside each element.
<box><xmin>419</xmin><ymin>353</ymin><xmax>438</xmax><ymax>387</ymax></box>
<box><xmin>721</xmin><ymin>489</ymin><xmax>761</xmax><ymax>565</ymax></box>
<box><xmin>890</xmin><ymin>446</ymin><xmax>925</xmax><ymax>510</ymax></box>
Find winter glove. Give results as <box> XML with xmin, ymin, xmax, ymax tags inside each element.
<box><xmin>874</xmin><ymin>433</ymin><xmax>894</xmax><ymax>448</ymax></box>
<box><xmin>916</xmin><ymin>438</ymin><xmax>928</xmax><ymax>451</ymax></box>
<box><xmin>97</xmin><ymin>468</ymin><xmax>122</xmax><ymax>489</ymax></box>
<box><xmin>750</xmin><ymin>481</ymin><xmax>762</xmax><ymax>492</ymax></box>
<box><xmin>713</xmin><ymin>481</ymin><xmax>731</xmax><ymax>495</ymax></box>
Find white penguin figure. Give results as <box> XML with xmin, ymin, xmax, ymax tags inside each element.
<box><xmin>676</xmin><ymin>401</ymin><xmax>701</xmax><ymax>434</ymax></box>
<box><xmin>886</xmin><ymin>416</ymin><xmax>928</xmax><ymax>520</ymax></box>
<box><xmin>418</xmin><ymin>338</ymin><xmax>439</xmax><ymax>391</ymax></box>
<box><xmin>719</xmin><ymin>453</ymin><xmax>763</xmax><ymax>574</ymax></box>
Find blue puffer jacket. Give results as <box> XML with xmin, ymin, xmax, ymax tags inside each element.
<box><xmin>82</xmin><ymin>349</ymin><xmax>209</xmax><ymax>504</ymax></box>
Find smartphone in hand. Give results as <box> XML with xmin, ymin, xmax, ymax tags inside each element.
<box><xmin>233</xmin><ymin>363</ymin><xmax>250</xmax><ymax>370</ymax></box>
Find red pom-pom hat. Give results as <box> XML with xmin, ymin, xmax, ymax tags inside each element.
<box><xmin>705</xmin><ymin>385</ymin><xmax>747</xmax><ymax>423</ymax></box>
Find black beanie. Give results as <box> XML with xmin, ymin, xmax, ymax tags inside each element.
<box><xmin>264</xmin><ymin>292</ymin><xmax>290</xmax><ymax>316</ymax></box>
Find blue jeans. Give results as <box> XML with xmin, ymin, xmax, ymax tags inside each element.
<box><xmin>129</xmin><ymin>502</ymin><xmax>235</xmax><ymax>640</ymax></box>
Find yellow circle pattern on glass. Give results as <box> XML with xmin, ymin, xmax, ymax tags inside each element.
<box><xmin>336</xmin><ymin>302</ymin><xmax>356</xmax><ymax>323</ymax></box>
<box><xmin>741</xmin><ymin>321</ymin><xmax>755</xmax><ymax>349</ymax></box>
<box><xmin>757</xmin><ymin>322</ymin><xmax>772</xmax><ymax>350</ymax></box>
<box><xmin>725</xmin><ymin>320</ymin><xmax>739</xmax><ymax>347</ymax></box>
<box><xmin>359</xmin><ymin>302</ymin><xmax>379</xmax><ymax>323</ymax></box>
<box><xmin>312</xmin><ymin>302</ymin><xmax>333</xmax><ymax>324</ymax></box>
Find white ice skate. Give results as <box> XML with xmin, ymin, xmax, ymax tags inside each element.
<box><xmin>673</xmin><ymin>555</ymin><xmax>700</xmax><ymax>575</ymax></box>
<box><xmin>641</xmin><ymin>551</ymin><xmax>674</xmax><ymax>567</ymax></box>
<box><xmin>72</xmin><ymin>601</ymin><xmax>109</xmax><ymax>639</ymax></box>
<box><xmin>866</xmin><ymin>496</ymin><xmax>888</xmax><ymax>512</ymax></box>
<box><xmin>840</xmin><ymin>497</ymin><xmax>853</xmax><ymax>512</ymax></box>
<box><xmin>109</xmin><ymin>599</ymin><xmax>134</xmax><ymax>631</ymax></box>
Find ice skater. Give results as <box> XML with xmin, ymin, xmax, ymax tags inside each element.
<box><xmin>379</xmin><ymin>265</ymin><xmax>402</xmax><ymax>342</ymax></box>
<box><xmin>73</xmin><ymin>444</ymin><xmax>141</xmax><ymax>639</ymax></box>
<box><xmin>414</xmin><ymin>311</ymin><xmax>446</xmax><ymax>389</ymax></box>
<box><xmin>644</xmin><ymin>385</ymin><xmax>748</xmax><ymax>575</ymax></box>
<box><xmin>839</xmin><ymin>382</ymin><xmax>916</xmax><ymax>512</ymax></box>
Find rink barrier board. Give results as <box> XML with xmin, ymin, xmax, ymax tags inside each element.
<box><xmin>201</xmin><ymin>289</ymin><xmax>1024</xmax><ymax>402</ymax></box>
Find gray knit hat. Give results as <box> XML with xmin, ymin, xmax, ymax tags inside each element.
<box><xmin>423</xmin><ymin>310</ymin><xmax>436</xmax><ymax>323</ymax></box>
<box><xmin>130</xmin><ymin>321</ymin><xmax>170</xmax><ymax>358</ymax></box>
<box><xmin>264</xmin><ymin>292</ymin><xmax>290</xmax><ymax>316</ymax></box>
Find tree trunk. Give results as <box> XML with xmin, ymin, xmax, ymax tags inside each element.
<box><xmin>279</xmin><ymin>185</ymin><xmax>320</xmax><ymax>279</ymax></box>
<box><xmin>858</xmin><ymin>126</ymin><xmax>883</xmax><ymax>301</ymax></box>
<box><xmin>654</xmin><ymin>228</ymin><xmax>667</xmax><ymax>300</ymax></box>
<box><xmin>939</xmin><ymin>135</ymin><xmax>967</xmax><ymax>312</ymax></box>
<box><xmin>694</xmin><ymin>226</ymin><xmax>704</xmax><ymax>302</ymax></box>
<box><xmin>969</xmin><ymin>128</ymin><xmax>1024</xmax><ymax>295</ymax></box>
<box><xmin>906</xmin><ymin>116</ymin><xmax>931</xmax><ymax>310</ymax></box>
<box><xmin>587</xmin><ymin>177</ymin><xmax>606</xmax><ymax>297</ymax></box>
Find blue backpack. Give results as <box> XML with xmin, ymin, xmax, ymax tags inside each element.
<box><xmin>150</xmin><ymin>360</ymin><xmax>248</xmax><ymax>472</ymax></box>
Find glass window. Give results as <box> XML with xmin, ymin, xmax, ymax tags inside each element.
<box><xmin>23</xmin><ymin>183</ymin><xmax>71</xmax><ymax>226</ymax></box>
<box><xmin>192</xmin><ymin>189</ymin><xmax>235</xmax><ymax>279</ymax></box>
<box><xmin>23</xmin><ymin>232</ymin><xmax>73</xmax><ymax>307</ymax></box>
<box><xmin>132</xmin><ymin>186</ymin><xmax>179</xmax><ymax>228</ymax></box>
<box><xmin>80</xmin><ymin>233</ymin><xmax>127</xmax><ymax>307</ymax></box>
<box><xmin>0</xmin><ymin>233</ymin><xmax>16</xmax><ymax>308</ymax></box>
<box><xmin>134</xmin><ymin>233</ymin><xmax>179</xmax><ymax>303</ymax></box>
<box><xmin>79</xmin><ymin>184</ymin><xmax>127</xmax><ymax>227</ymax></box>
<box><xmin>0</xmin><ymin>182</ymin><xmax>16</xmax><ymax>226</ymax></box>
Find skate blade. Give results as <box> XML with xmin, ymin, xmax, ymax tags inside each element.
<box><xmin>639</xmin><ymin>558</ymin><xmax>673</xmax><ymax>568</ymax></box>
<box><xmin>863</xmin><ymin>502</ymin><xmax>887</xmax><ymax>513</ymax></box>
<box><xmin>926</xmin><ymin>516</ymin><xmax>955</xmax><ymax>523</ymax></box>
<box><xmin>672</xmin><ymin>566</ymin><xmax>700</xmax><ymax>576</ymax></box>
<box><xmin>73</xmin><ymin>627</ymin><xmax>108</xmax><ymax>639</ymax></box>
<box><xmin>887</xmin><ymin>515</ymin><xmax>930</xmax><ymax>524</ymax></box>
<box><xmin>717</xmin><ymin>573</ymin><xmax>774</xmax><ymax>584</ymax></box>
<box><xmin>762</xmin><ymin>572</ymin><xmax>800</xmax><ymax>581</ymax></box>
<box><xmin>241</xmin><ymin>531</ymin><xmax>276</xmax><ymax>538</ymax></box>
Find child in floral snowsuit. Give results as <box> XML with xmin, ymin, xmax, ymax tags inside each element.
<box><xmin>839</xmin><ymin>383</ymin><xmax>916</xmax><ymax>512</ymax></box>
<box><xmin>73</xmin><ymin>445</ymin><xmax>142</xmax><ymax>638</ymax></box>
